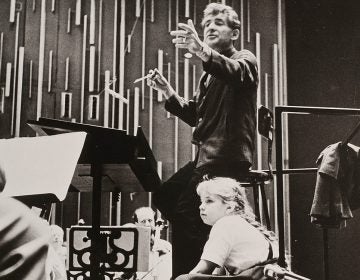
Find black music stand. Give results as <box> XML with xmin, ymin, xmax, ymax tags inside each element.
<box><xmin>27</xmin><ymin>118</ymin><xmax>161</xmax><ymax>279</ymax></box>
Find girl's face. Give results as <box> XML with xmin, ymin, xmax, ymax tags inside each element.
<box><xmin>199</xmin><ymin>192</ymin><xmax>229</xmax><ymax>226</ymax></box>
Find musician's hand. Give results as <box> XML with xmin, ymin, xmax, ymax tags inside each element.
<box><xmin>170</xmin><ymin>19</ymin><xmax>206</xmax><ymax>54</ymax></box>
<box><xmin>146</xmin><ymin>68</ymin><xmax>175</xmax><ymax>99</ymax></box>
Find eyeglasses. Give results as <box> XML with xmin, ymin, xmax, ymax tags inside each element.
<box><xmin>138</xmin><ymin>218</ymin><xmax>154</xmax><ymax>225</ymax></box>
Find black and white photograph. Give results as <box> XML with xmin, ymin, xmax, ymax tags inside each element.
<box><xmin>0</xmin><ymin>0</ymin><xmax>359</xmax><ymax>279</ymax></box>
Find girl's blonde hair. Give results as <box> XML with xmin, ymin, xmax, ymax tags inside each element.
<box><xmin>197</xmin><ymin>177</ymin><xmax>277</xmax><ymax>241</ymax></box>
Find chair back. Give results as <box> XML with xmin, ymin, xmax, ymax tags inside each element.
<box><xmin>257</xmin><ymin>106</ymin><xmax>274</xmax><ymax>180</ymax></box>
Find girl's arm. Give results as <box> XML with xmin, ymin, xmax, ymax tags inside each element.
<box><xmin>189</xmin><ymin>259</ymin><xmax>219</xmax><ymax>275</ymax></box>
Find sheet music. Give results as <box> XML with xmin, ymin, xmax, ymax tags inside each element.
<box><xmin>0</xmin><ymin>132</ymin><xmax>86</xmax><ymax>201</ymax></box>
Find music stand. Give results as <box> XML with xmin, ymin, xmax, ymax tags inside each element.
<box><xmin>27</xmin><ymin>118</ymin><xmax>161</xmax><ymax>279</ymax></box>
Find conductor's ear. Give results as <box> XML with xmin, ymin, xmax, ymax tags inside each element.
<box><xmin>231</xmin><ymin>29</ymin><xmax>240</xmax><ymax>41</ymax></box>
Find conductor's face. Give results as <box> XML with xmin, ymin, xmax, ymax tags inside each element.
<box><xmin>202</xmin><ymin>13</ymin><xmax>238</xmax><ymax>52</ymax></box>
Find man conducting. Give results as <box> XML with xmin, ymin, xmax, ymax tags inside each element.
<box><xmin>147</xmin><ymin>3</ymin><xmax>259</xmax><ymax>278</ymax></box>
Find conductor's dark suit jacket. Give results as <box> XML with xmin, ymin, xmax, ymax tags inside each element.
<box><xmin>165</xmin><ymin>47</ymin><xmax>258</xmax><ymax>171</ymax></box>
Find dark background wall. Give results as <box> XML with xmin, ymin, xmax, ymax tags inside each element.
<box><xmin>286</xmin><ymin>1</ymin><xmax>360</xmax><ymax>279</ymax></box>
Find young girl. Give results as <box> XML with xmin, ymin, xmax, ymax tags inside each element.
<box><xmin>188</xmin><ymin>177</ymin><xmax>278</xmax><ymax>278</ymax></box>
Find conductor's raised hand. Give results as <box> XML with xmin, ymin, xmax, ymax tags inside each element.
<box><xmin>170</xmin><ymin>19</ymin><xmax>204</xmax><ymax>54</ymax></box>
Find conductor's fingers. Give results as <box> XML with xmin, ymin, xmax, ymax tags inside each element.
<box><xmin>170</xmin><ymin>30</ymin><xmax>188</xmax><ymax>37</ymax></box>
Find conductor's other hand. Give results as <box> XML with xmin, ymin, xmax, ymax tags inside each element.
<box><xmin>170</xmin><ymin>19</ymin><xmax>204</xmax><ymax>54</ymax></box>
<box><xmin>147</xmin><ymin>69</ymin><xmax>175</xmax><ymax>99</ymax></box>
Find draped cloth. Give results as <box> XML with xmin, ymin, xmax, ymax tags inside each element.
<box><xmin>310</xmin><ymin>142</ymin><xmax>360</xmax><ymax>228</ymax></box>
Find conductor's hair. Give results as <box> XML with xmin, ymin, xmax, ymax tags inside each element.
<box><xmin>201</xmin><ymin>3</ymin><xmax>241</xmax><ymax>31</ymax></box>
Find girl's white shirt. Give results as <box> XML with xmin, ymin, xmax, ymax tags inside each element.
<box><xmin>200</xmin><ymin>215</ymin><xmax>269</xmax><ymax>275</ymax></box>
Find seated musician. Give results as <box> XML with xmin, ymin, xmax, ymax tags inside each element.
<box><xmin>47</xmin><ymin>225</ymin><xmax>67</xmax><ymax>280</ymax></box>
<box><xmin>116</xmin><ymin>207</ymin><xmax>172</xmax><ymax>280</ymax></box>
<box><xmin>0</xmin><ymin>166</ymin><xmax>51</xmax><ymax>279</ymax></box>
<box><xmin>176</xmin><ymin>177</ymin><xmax>278</xmax><ymax>280</ymax></box>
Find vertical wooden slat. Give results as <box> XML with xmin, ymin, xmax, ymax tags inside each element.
<box><xmin>273</xmin><ymin>41</ymin><xmax>279</xmax><ymax>237</ymax></box>
<box><xmin>118</xmin><ymin>0</ymin><xmax>126</xmax><ymax>129</ymax></box>
<box><xmin>134</xmin><ymin>87</ymin><xmax>139</xmax><ymax>136</ymax></box>
<box><xmin>5</xmin><ymin>63</ymin><xmax>11</xmax><ymax>97</ymax></box>
<box><xmin>168</xmin><ymin>0</ymin><xmax>172</xmax><ymax>32</ymax></box>
<box><xmin>0</xmin><ymin>87</ymin><xmax>4</xmax><ymax>113</ymax></box>
<box><xmin>37</xmin><ymin>0</ymin><xmax>46</xmax><ymax>120</ymax></box>
<box><xmin>112</xmin><ymin>0</ymin><xmax>118</xmax><ymax>127</ymax></box>
<box><xmin>136</xmin><ymin>0</ymin><xmax>141</xmax><ymax>18</ymax></box>
<box><xmin>104</xmin><ymin>70</ymin><xmax>110</xmax><ymax>128</ymax></box>
<box><xmin>77</xmin><ymin>193</ymin><xmax>81</xmax><ymax>224</ymax></box>
<box><xmin>90</xmin><ymin>0</ymin><xmax>96</xmax><ymax>45</ymax></box>
<box><xmin>273</xmin><ymin>44</ymin><xmax>279</xmax><ymax>107</ymax></box>
<box><xmin>0</xmin><ymin>33</ymin><xmax>3</xmax><ymax>84</ymax></box>
<box><xmin>127</xmin><ymin>34</ymin><xmax>131</xmax><ymax>53</ymax></box>
<box><xmin>174</xmin><ymin>0</ymin><xmax>179</xmax><ymax>172</ymax></box>
<box><xmin>256</xmin><ymin>32</ymin><xmax>263</xmax><ymax>223</ymax></box>
<box><xmin>65</xmin><ymin>57</ymin><xmax>69</xmax><ymax>91</ymax></box>
<box><xmin>51</xmin><ymin>0</ymin><xmax>56</xmax><ymax>12</ymax></box>
<box><xmin>265</xmin><ymin>73</ymin><xmax>269</xmax><ymax>108</ymax></box>
<box><xmin>0</xmin><ymin>33</ymin><xmax>3</xmax><ymax>88</ymax></box>
<box><xmin>29</xmin><ymin>60</ymin><xmax>33</xmax><ymax>98</ymax></box>
<box><xmin>149</xmin><ymin>87</ymin><xmax>153</xmax><ymax>147</ymax></box>
<box><xmin>278</xmin><ymin>0</ymin><xmax>284</xmax><ymax>104</ymax></box>
<box><xmin>32</xmin><ymin>0</ymin><xmax>36</xmax><ymax>12</ymax></box>
<box><xmin>240</xmin><ymin>0</ymin><xmax>244</xmax><ymax>49</ymax></box>
<box><xmin>89</xmin><ymin>46</ymin><xmax>95</xmax><ymax>92</ymax></box>
<box><xmin>9</xmin><ymin>0</ymin><xmax>16</xmax><ymax>23</ymax></box>
<box><xmin>141</xmin><ymin>0</ymin><xmax>147</xmax><ymax>109</ymax></box>
<box><xmin>185</xmin><ymin>0</ymin><xmax>190</xmax><ymax>18</ymax></box>
<box><xmin>193</xmin><ymin>0</ymin><xmax>197</xmax><ymax>25</ymax></box>
<box><xmin>247</xmin><ymin>0</ymin><xmax>250</xmax><ymax>42</ymax></box>
<box><xmin>151</xmin><ymin>0</ymin><xmax>155</xmax><ymax>22</ymax></box>
<box><xmin>75</xmin><ymin>0</ymin><xmax>81</xmax><ymax>26</ymax></box>
<box><xmin>126</xmin><ymin>89</ymin><xmax>130</xmax><ymax>134</ymax></box>
<box><xmin>192</xmin><ymin>64</ymin><xmax>196</xmax><ymax>160</ymax></box>
<box><xmin>67</xmin><ymin>8</ymin><xmax>71</xmax><ymax>33</ymax></box>
<box><xmin>167</xmin><ymin>62</ymin><xmax>171</xmax><ymax>118</ymax></box>
<box><xmin>116</xmin><ymin>193</ymin><xmax>121</xmax><ymax>226</ymax></box>
<box><xmin>184</xmin><ymin>54</ymin><xmax>190</xmax><ymax>100</ymax></box>
<box><xmin>157</xmin><ymin>49</ymin><xmax>163</xmax><ymax>101</ymax></box>
<box><xmin>192</xmin><ymin>64</ymin><xmax>196</xmax><ymax>97</ymax></box>
<box><xmin>11</xmin><ymin>13</ymin><xmax>20</xmax><ymax>135</ymax></box>
<box><xmin>80</xmin><ymin>15</ymin><xmax>88</xmax><ymax>123</ymax></box>
<box><xmin>255</xmin><ymin>32</ymin><xmax>261</xmax><ymax>170</ymax></box>
<box><xmin>48</xmin><ymin>50</ymin><xmax>53</xmax><ymax>93</ymax></box>
<box><xmin>109</xmin><ymin>192</ymin><xmax>113</xmax><ymax>226</ymax></box>
<box><xmin>174</xmin><ymin>117</ymin><xmax>179</xmax><ymax>172</ymax></box>
<box><xmin>15</xmin><ymin>47</ymin><xmax>24</xmax><ymax>138</ymax></box>
<box><xmin>97</xmin><ymin>0</ymin><xmax>103</xmax><ymax>92</ymax></box>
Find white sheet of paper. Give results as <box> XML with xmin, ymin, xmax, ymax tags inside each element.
<box><xmin>0</xmin><ymin>132</ymin><xmax>86</xmax><ymax>201</ymax></box>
